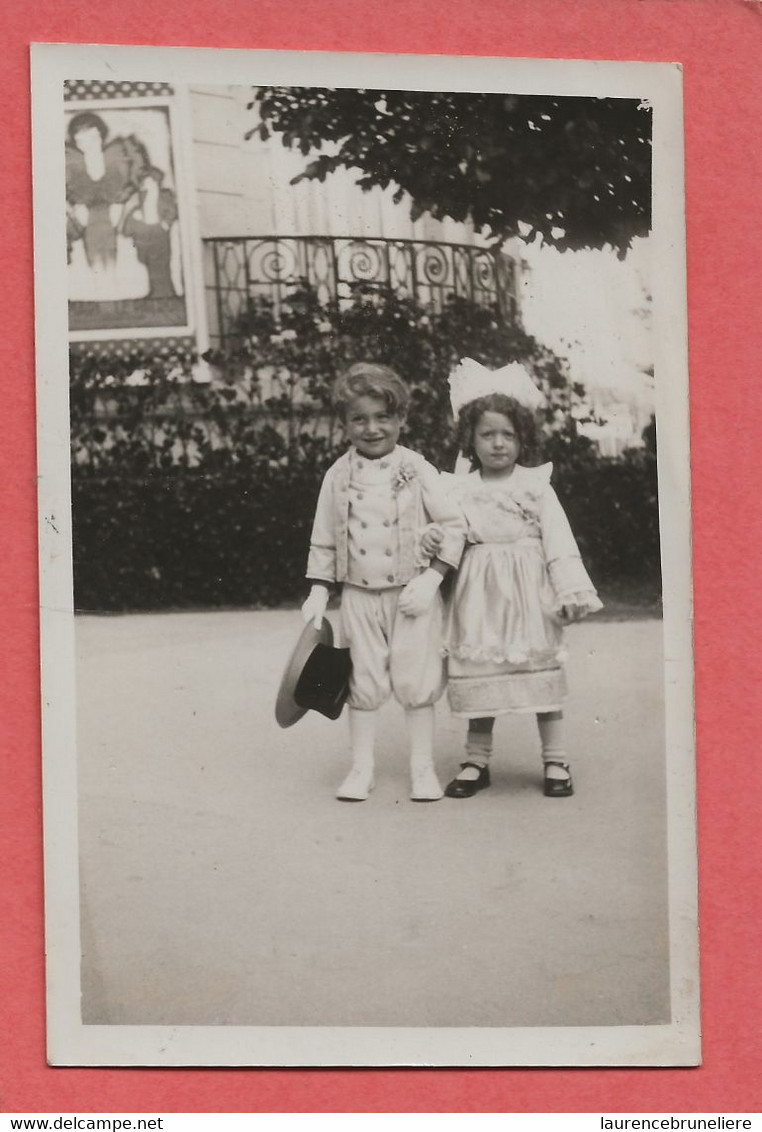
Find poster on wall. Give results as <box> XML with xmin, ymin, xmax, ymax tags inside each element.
<box><xmin>65</xmin><ymin>98</ymin><xmax>192</xmax><ymax>338</ymax></box>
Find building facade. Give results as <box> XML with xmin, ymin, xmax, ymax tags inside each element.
<box><xmin>65</xmin><ymin>81</ymin><xmax>521</xmax><ymax>359</ymax></box>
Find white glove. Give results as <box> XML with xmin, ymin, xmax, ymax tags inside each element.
<box><xmin>398</xmin><ymin>568</ymin><xmax>444</xmax><ymax>618</ymax></box>
<box><xmin>301</xmin><ymin>584</ymin><xmax>330</xmax><ymax>629</ymax></box>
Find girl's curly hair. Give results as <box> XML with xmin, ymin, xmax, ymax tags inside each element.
<box><xmin>332</xmin><ymin>363</ymin><xmax>409</xmax><ymax>420</ymax></box>
<box><xmin>457</xmin><ymin>393</ymin><xmax>541</xmax><ymax>470</ymax></box>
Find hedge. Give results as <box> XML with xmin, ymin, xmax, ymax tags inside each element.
<box><xmin>70</xmin><ymin>286</ymin><xmax>659</xmax><ymax>612</ymax></box>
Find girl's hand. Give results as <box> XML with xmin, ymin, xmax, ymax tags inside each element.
<box><xmin>301</xmin><ymin>584</ymin><xmax>330</xmax><ymax>629</ymax></box>
<box><xmin>419</xmin><ymin>523</ymin><xmax>445</xmax><ymax>557</ymax></box>
<box><xmin>398</xmin><ymin>568</ymin><xmax>443</xmax><ymax>617</ymax></box>
<box><xmin>559</xmin><ymin>602</ymin><xmax>585</xmax><ymax>624</ymax></box>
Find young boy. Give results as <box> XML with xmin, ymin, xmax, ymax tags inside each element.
<box><xmin>302</xmin><ymin>363</ymin><xmax>465</xmax><ymax>801</ymax></box>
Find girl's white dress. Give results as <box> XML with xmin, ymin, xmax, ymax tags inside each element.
<box><xmin>443</xmin><ymin>463</ymin><xmax>602</xmax><ymax>718</ymax></box>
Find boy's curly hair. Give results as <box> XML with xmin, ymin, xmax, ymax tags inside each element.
<box><xmin>457</xmin><ymin>393</ymin><xmax>541</xmax><ymax>470</ymax></box>
<box><xmin>332</xmin><ymin>363</ymin><xmax>410</xmax><ymax>420</ymax></box>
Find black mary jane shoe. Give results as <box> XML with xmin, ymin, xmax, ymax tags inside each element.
<box><xmin>543</xmin><ymin>761</ymin><xmax>574</xmax><ymax>798</ymax></box>
<box><xmin>444</xmin><ymin>761</ymin><xmax>491</xmax><ymax>799</ymax></box>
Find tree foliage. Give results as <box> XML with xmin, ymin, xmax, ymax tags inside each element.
<box><xmin>252</xmin><ymin>88</ymin><xmax>652</xmax><ymax>255</ymax></box>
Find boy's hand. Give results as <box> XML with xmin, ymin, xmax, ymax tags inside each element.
<box><xmin>301</xmin><ymin>584</ymin><xmax>330</xmax><ymax>629</ymax></box>
<box><xmin>419</xmin><ymin>523</ymin><xmax>445</xmax><ymax>557</ymax></box>
<box><xmin>398</xmin><ymin>568</ymin><xmax>443</xmax><ymax>618</ymax></box>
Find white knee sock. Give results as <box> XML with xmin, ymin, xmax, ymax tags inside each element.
<box><xmin>465</xmin><ymin>719</ymin><xmax>494</xmax><ymax>768</ymax></box>
<box><xmin>537</xmin><ymin>711</ymin><xmax>567</xmax><ymax>766</ymax></box>
<box><xmin>405</xmin><ymin>705</ymin><xmax>436</xmax><ymax>768</ymax></box>
<box><xmin>348</xmin><ymin>707</ymin><xmax>377</xmax><ymax>772</ymax></box>
<box><xmin>406</xmin><ymin>705</ymin><xmax>442</xmax><ymax>799</ymax></box>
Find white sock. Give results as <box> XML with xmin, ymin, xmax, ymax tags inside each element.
<box><xmin>405</xmin><ymin>705</ymin><xmax>436</xmax><ymax>769</ymax></box>
<box><xmin>461</xmin><ymin>721</ymin><xmax>494</xmax><ymax>777</ymax></box>
<box><xmin>348</xmin><ymin>707</ymin><xmax>376</xmax><ymax>773</ymax></box>
<box><xmin>406</xmin><ymin>705</ymin><xmax>442</xmax><ymax>799</ymax></box>
<box><xmin>537</xmin><ymin>711</ymin><xmax>568</xmax><ymax>778</ymax></box>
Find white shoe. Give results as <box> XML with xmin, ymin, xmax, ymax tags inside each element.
<box><xmin>336</xmin><ymin>765</ymin><xmax>374</xmax><ymax>801</ymax></box>
<box><xmin>410</xmin><ymin>764</ymin><xmax>444</xmax><ymax>802</ymax></box>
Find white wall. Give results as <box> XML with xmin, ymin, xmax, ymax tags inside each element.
<box><xmin>189</xmin><ymin>85</ymin><xmax>480</xmax><ymax>244</ymax></box>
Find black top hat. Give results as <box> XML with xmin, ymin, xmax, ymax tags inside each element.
<box><xmin>275</xmin><ymin>618</ymin><xmax>352</xmax><ymax>728</ymax></box>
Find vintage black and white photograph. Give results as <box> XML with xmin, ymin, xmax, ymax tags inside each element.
<box><xmin>33</xmin><ymin>45</ymin><xmax>697</xmax><ymax>1066</ymax></box>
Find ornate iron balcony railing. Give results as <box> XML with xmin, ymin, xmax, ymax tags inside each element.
<box><xmin>204</xmin><ymin>236</ymin><xmax>519</xmax><ymax>344</ymax></box>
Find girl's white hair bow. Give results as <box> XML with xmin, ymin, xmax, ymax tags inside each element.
<box><xmin>448</xmin><ymin>358</ymin><xmax>545</xmax><ymax>418</ymax></box>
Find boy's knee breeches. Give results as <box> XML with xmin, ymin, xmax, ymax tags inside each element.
<box><xmin>340</xmin><ymin>584</ymin><xmax>446</xmax><ymax>711</ymax></box>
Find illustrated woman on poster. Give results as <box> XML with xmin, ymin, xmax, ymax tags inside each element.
<box><xmin>122</xmin><ymin>168</ymin><xmax>182</xmax><ymax>299</ymax></box>
<box><xmin>66</xmin><ymin>111</ymin><xmax>149</xmax><ymax>300</ymax></box>
<box><xmin>65</xmin><ymin>110</ymin><xmax>183</xmax><ymax>305</ymax></box>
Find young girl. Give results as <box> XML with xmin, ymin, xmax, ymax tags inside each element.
<box><xmin>422</xmin><ymin>359</ymin><xmax>602</xmax><ymax>799</ymax></box>
<box><xmin>301</xmin><ymin>363</ymin><xmax>465</xmax><ymax>802</ymax></box>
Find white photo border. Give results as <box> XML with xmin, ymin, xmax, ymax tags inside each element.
<box><xmin>32</xmin><ymin>42</ymin><xmax>697</xmax><ymax>1067</ymax></box>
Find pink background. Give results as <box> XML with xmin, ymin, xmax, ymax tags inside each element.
<box><xmin>3</xmin><ymin>0</ymin><xmax>761</xmax><ymax>1113</ymax></box>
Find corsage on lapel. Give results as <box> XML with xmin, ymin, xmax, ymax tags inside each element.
<box><xmin>392</xmin><ymin>460</ymin><xmax>418</xmax><ymax>495</ymax></box>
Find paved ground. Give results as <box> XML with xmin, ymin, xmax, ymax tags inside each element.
<box><xmin>76</xmin><ymin>610</ymin><xmax>670</xmax><ymax>1029</ymax></box>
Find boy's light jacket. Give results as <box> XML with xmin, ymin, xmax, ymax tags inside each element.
<box><xmin>306</xmin><ymin>445</ymin><xmax>466</xmax><ymax>586</ymax></box>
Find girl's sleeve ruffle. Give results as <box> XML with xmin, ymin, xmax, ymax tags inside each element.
<box><xmin>438</xmin><ymin>470</ymin><xmax>467</xmax><ymax>495</ymax></box>
<box><xmin>522</xmin><ymin>462</ymin><xmax>554</xmax><ymax>488</ymax></box>
<box><xmin>540</xmin><ymin>480</ymin><xmax>602</xmax><ymax>615</ymax></box>
<box><xmin>552</xmin><ymin>587</ymin><xmax>604</xmax><ymax>616</ymax></box>
<box><xmin>548</xmin><ymin>556</ymin><xmax>604</xmax><ymax>615</ymax></box>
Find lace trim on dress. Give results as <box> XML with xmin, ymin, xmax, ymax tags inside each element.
<box><xmin>442</xmin><ymin>642</ymin><xmax>568</xmax><ymax>665</ymax></box>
